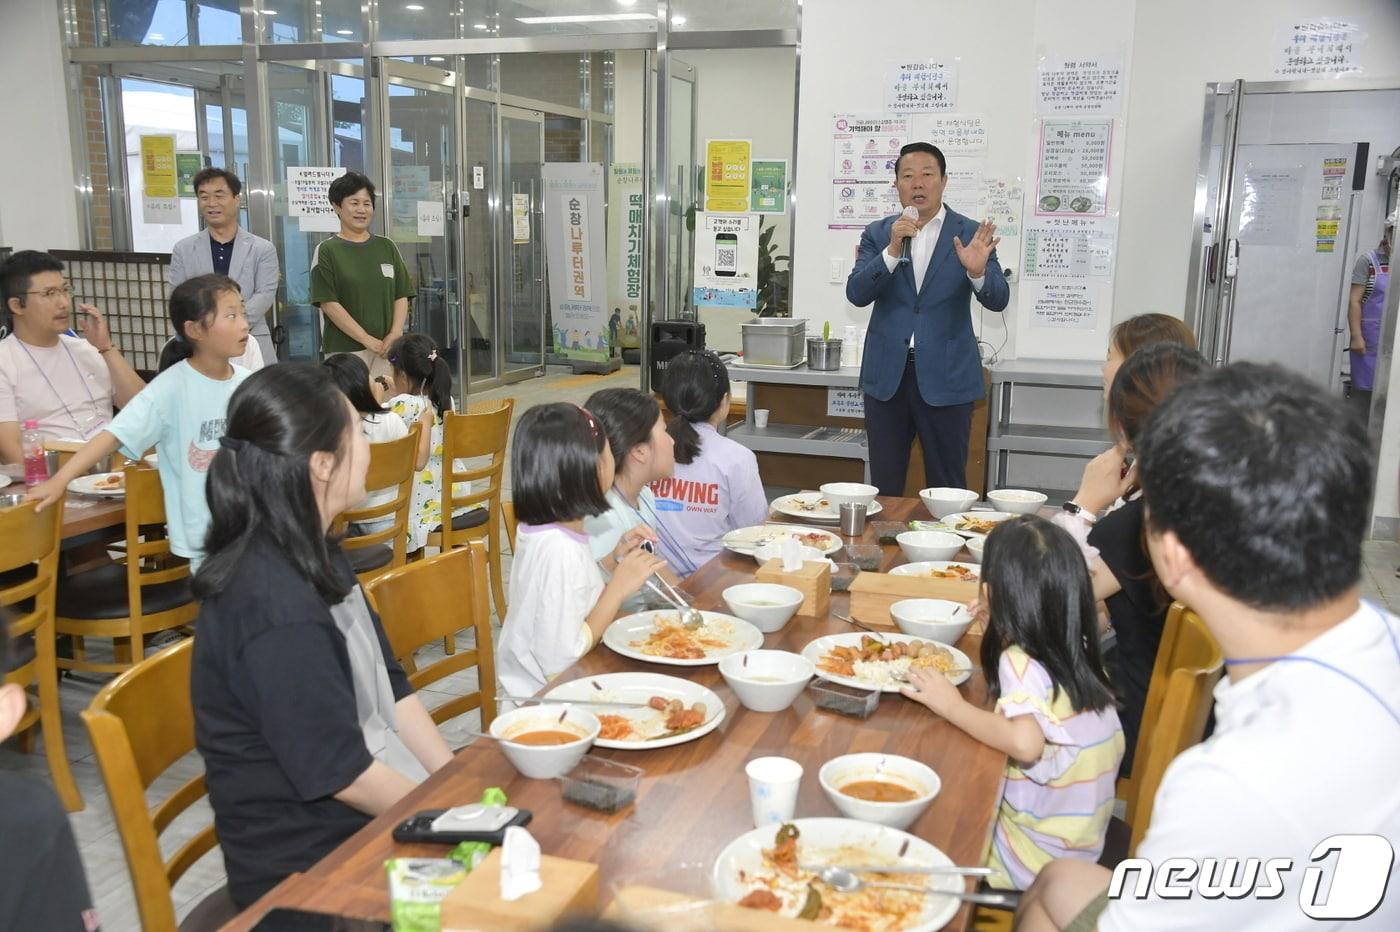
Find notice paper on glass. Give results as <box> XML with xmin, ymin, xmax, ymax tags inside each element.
<box><xmin>1238</xmin><ymin>164</ymin><xmax>1303</xmax><ymax>247</ymax></box>
<box><xmin>417</xmin><ymin>201</ymin><xmax>444</xmax><ymax>237</ymax></box>
<box><xmin>288</xmin><ymin>166</ymin><xmax>347</xmax><ymax>232</ymax></box>
<box><xmin>1034</xmin><ymin>120</ymin><xmax>1112</xmax><ymax>218</ymax></box>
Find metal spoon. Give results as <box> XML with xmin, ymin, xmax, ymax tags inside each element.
<box><xmin>645</xmin><ymin>576</ymin><xmax>706</xmax><ymax>630</ymax></box>
<box><xmin>816</xmin><ymin>867</ymin><xmax>1015</xmax><ymax>907</ymax></box>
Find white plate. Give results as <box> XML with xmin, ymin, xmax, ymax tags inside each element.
<box><xmin>602</xmin><ymin>610</ymin><xmax>765</xmax><ymax>667</ymax></box>
<box><xmin>712</xmin><ymin>817</ymin><xmax>960</xmax><ymax>932</ymax></box>
<box><xmin>941</xmin><ymin>511</ymin><xmax>1018</xmax><ymax>540</ymax></box>
<box><xmin>0</xmin><ymin>474</ymin><xmax>10</xmax><ymax>489</ymax></box>
<box><xmin>888</xmin><ymin>560</ymin><xmax>981</xmax><ymax>581</ymax></box>
<box><xmin>67</xmin><ymin>472</ymin><xmax>126</xmax><ymax>498</ymax></box>
<box><xmin>544</xmin><ymin>672</ymin><xmax>725</xmax><ymax>749</ymax></box>
<box><xmin>770</xmin><ymin>492</ymin><xmax>884</xmax><ymax>523</ymax></box>
<box><xmin>802</xmin><ymin>632</ymin><xmax>973</xmax><ymax>692</ymax></box>
<box><xmin>722</xmin><ymin>524</ymin><xmax>843</xmax><ymax>557</ymax></box>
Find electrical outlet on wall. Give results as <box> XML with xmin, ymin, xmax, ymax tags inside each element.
<box><xmin>829</xmin><ymin>258</ymin><xmax>844</xmax><ymax>283</ymax></box>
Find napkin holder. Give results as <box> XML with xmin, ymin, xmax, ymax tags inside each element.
<box><xmin>439</xmin><ymin>848</ymin><xmax>599</xmax><ymax>931</ymax></box>
<box><xmin>603</xmin><ymin>886</ymin><xmax>817</xmax><ymax>931</ymax></box>
<box><xmin>755</xmin><ymin>558</ymin><xmax>830</xmax><ymax>618</ymax></box>
<box><xmin>847</xmin><ymin>571</ymin><xmax>978</xmax><ymax>630</ymax></box>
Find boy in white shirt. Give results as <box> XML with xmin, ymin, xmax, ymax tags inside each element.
<box><xmin>1017</xmin><ymin>362</ymin><xmax>1400</xmax><ymax>931</ymax></box>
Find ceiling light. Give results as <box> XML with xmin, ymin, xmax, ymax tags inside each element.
<box><xmin>472</xmin><ymin>22</ymin><xmax>489</xmax><ymax>30</ymax></box>
<box><xmin>405</xmin><ymin>3</ymin><xmax>425</xmax><ymax>10</ymax></box>
<box><xmin>516</xmin><ymin>13</ymin><xmax>655</xmax><ymax>24</ymax></box>
<box><xmin>672</xmin><ymin>15</ymin><xmax>687</xmax><ymax>25</ymax></box>
<box><xmin>428</xmin><ymin>56</ymin><xmax>445</xmax><ymax>62</ymax></box>
<box><xmin>617</xmin><ymin>0</ymin><xmax>638</xmax><ymax>5</ymax></box>
<box><xmin>335</xmin><ymin>28</ymin><xmax>353</xmax><ymax>35</ymax></box>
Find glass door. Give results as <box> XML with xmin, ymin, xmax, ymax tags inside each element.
<box><xmin>500</xmin><ymin>106</ymin><xmax>546</xmax><ymax>380</ymax></box>
<box><xmin>462</xmin><ymin>94</ymin><xmax>497</xmax><ymax>387</ymax></box>
<box><xmin>383</xmin><ymin>61</ymin><xmax>464</xmax><ymax>397</ymax></box>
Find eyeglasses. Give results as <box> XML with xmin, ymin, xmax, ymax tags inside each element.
<box><xmin>24</xmin><ymin>285</ymin><xmax>74</xmax><ymax>300</ymax></box>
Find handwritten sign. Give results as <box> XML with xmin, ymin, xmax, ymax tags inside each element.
<box><xmin>886</xmin><ymin>62</ymin><xmax>959</xmax><ymax>113</ymax></box>
<box><xmin>1274</xmin><ymin>19</ymin><xmax>1364</xmax><ymax>77</ymax></box>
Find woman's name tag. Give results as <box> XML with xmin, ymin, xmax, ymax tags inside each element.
<box><xmin>381</xmin><ymin>263</ymin><xmax>394</xmax><ymax>278</ymax></box>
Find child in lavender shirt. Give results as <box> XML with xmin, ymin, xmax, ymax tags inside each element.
<box><xmin>651</xmin><ymin>351</ymin><xmax>769</xmax><ymax>575</ymax></box>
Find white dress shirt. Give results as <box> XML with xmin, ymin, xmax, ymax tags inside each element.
<box><xmin>881</xmin><ymin>204</ymin><xmax>985</xmax><ymax>347</ymax></box>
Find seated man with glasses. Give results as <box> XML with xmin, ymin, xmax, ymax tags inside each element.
<box><xmin>0</xmin><ymin>250</ymin><xmax>146</xmax><ymax>464</ymax></box>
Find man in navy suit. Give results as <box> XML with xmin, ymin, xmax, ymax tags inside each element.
<box><xmin>846</xmin><ymin>142</ymin><xmax>1009</xmax><ymax>496</ymax></box>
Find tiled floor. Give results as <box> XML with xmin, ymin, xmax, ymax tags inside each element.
<box><xmin>5</xmin><ymin>361</ymin><xmax>1400</xmax><ymax>931</ymax></box>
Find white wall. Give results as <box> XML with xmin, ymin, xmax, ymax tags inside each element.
<box><xmin>794</xmin><ymin>0</ymin><xmax>1400</xmax><ymax>356</ymax></box>
<box><xmin>0</xmin><ymin>0</ymin><xmax>80</xmax><ymax>250</ymax></box>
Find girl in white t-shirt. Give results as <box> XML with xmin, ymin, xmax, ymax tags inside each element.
<box><xmin>323</xmin><ymin>353</ymin><xmax>418</xmax><ymax>535</ymax></box>
<box><xmin>497</xmin><ymin>402</ymin><xmax>666</xmax><ymax>698</ymax></box>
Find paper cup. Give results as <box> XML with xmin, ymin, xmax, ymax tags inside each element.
<box><xmin>754</xmin><ymin>409</ymin><xmax>771</xmax><ymax>429</ymax></box>
<box><xmin>746</xmin><ymin>756</ymin><xmax>803</xmax><ymax>827</ymax></box>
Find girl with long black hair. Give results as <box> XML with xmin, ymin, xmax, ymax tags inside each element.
<box><xmin>651</xmin><ymin>350</ymin><xmax>767</xmax><ymax>574</ymax></box>
<box><xmin>190</xmin><ymin>362</ymin><xmax>451</xmax><ymax>909</ymax></box>
<box><xmin>902</xmin><ymin>515</ymin><xmax>1123</xmax><ymax>890</ymax></box>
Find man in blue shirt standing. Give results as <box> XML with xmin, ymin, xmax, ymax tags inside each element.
<box><xmin>846</xmin><ymin>142</ymin><xmax>1009</xmax><ymax>495</ymax></box>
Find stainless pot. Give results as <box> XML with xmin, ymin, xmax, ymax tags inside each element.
<box><xmin>807</xmin><ymin>338</ymin><xmax>843</xmax><ymax>371</ymax></box>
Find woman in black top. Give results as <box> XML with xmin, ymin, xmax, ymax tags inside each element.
<box><xmin>1061</xmin><ymin>342</ymin><xmax>1207</xmax><ymax>775</ymax></box>
<box><xmin>190</xmin><ymin>363</ymin><xmax>452</xmax><ymax>908</ymax></box>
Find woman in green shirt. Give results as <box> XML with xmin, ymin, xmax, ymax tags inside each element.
<box><xmin>310</xmin><ymin>171</ymin><xmax>415</xmax><ymax>380</ymax></box>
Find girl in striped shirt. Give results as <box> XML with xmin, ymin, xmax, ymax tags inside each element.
<box><xmin>903</xmin><ymin>515</ymin><xmax>1124</xmax><ymax>889</ymax></box>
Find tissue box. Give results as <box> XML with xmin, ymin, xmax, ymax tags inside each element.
<box><xmin>603</xmin><ymin>886</ymin><xmax>819</xmax><ymax>930</ymax></box>
<box><xmin>755</xmin><ymin>558</ymin><xmax>830</xmax><ymax>618</ymax></box>
<box><xmin>439</xmin><ymin>849</ymin><xmax>598</xmax><ymax>931</ymax></box>
<box><xmin>847</xmin><ymin>571</ymin><xmax>978</xmax><ymax>628</ymax></box>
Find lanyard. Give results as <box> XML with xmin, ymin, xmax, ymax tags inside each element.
<box><xmin>614</xmin><ymin>484</ymin><xmax>697</xmax><ymax>576</ymax></box>
<box><xmin>17</xmin><ymin>338</ymin><xmax>103</xmax><ymax>438</ymax></box>
<box><xmin>1222</xmin><ymin>601</ymin><xmax>1400</xmax><ymax>729</ymax></box>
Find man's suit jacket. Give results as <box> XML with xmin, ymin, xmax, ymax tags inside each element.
<box><xmin>845</xmin><ymin>208</ymin><xmax>1009</xmax><ymax>407</ymax></box>
<box><xmin>169</xmin><ymin>227</ymin><xmax>280</xmax><ymax>359</ymax></box>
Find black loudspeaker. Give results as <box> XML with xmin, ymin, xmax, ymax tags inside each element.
<box><xmin>650</xmin><ymin>320</ymin><xmax>705</xmax><ymax>393</ymax></box>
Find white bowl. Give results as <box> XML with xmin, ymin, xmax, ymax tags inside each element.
<box><xmin>489</xmin><ymin>705</ymin><xmax>600</xmax><ymax>779</ymax></box>
<box><xmin>722</xmin><ymin>583</ymin><xmax>804</xmax><ymax>633</ymax></box>
<box><xmin>719</xmin><ymin>650</ymin><xmax>814</xmax><ymax>712</ymax></box>
<box><xmin>818</xmin><ymin>753</ymin><xmax>941</xmax><ymax>830</ymax></box>
<box><xmin>987</xmin><ymin>488</ymin><xmax>1049</xmax><ymax>515</ymax></box>
<box><xmin>819</xmin><ymin>482</ymin><xmax>879</xmax><ymax>510</ymax></box>
<box><xmin>920</xmin><ymin>487</ymin><xmax>979</xmax><ymax>519</ymax></box>
<box><xmin>896</xmin><ymin>530</ymin><xmax>966</xmax><ymax>562</ymax></box>
<box><xmin>963</xmin><ymin>536</ymin><xmax>986</xmax><ymax>564</ymax></box>
<box><xmin>890</xmin><ymin>599</ymin><xmax>974</xmax><ymax>646</ymax></box>
<box><xmin>753</xmin><ymin>541</ymin><xmax>829</xmax><ymax>565</ymax></box>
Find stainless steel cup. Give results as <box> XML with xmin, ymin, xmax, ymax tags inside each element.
<box><xmin>839</xmin><ymin>502</ymin><xmax>868</xmax><ymax>536</ymax></box>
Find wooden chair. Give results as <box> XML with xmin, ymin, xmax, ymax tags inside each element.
<box><xmin>1</xmin><ymin>499</ymin><xmax>82</xmax><ymax>811</ymax></box>
<box><xmin>333</xmin><ymin>428</ymin><xmax>419</xmax><ymax>586</ymax></box>
<box><xmin>502</xmin><ymin>499</ymin><xmax>518</xmax><ymax>553</ymax></box>
<box><xmin>1113</xmin><ymin>602</ymin><xmax>1224</xmax><ymax>856</ymax></box>
<box><xmin>423</xmin><ymin>398</ymin><xmax>514</xmax><ymax>622</ymax></box>
<box><xmin>82</xmin><ymin>638</ymin><xmax>233</xmax><ymax>932</ymax></box>
<box><xmin>366</xmin><ymin>542</ymin><xmax>497</xmax><ymax>729</ymax></box>
<box><xmin>57</xmin><ymin>464</ymin><xmax>198</xmax><ymax>674</ymax></box>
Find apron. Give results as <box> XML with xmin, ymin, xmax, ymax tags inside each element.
<box><xmin>1352</xmin><ymin>250</ymin><xmax>1389</xmax><ymax>392</ymax></box>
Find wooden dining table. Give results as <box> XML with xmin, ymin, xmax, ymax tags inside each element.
<box><xmin>221</xmin><ymin>496</ymin><xmax>1009</xmax><ymax>931</ymax></box>
<box><xmin>2</xmin><ymin>464</ymin><xmax>127</xmax><ymax>546</ymax></box>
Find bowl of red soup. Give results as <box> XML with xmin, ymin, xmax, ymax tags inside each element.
<box><xmin>490</xmin><ymin>705</ymin><xmax>601</xmax><ymax>779</ymax></box>
<box><xmin>818</xmin><ymin>753</ymin><xmax>940</xmax><ymax>829</ymax></box>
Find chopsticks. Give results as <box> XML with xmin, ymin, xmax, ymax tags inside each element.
<box><xmin>498</xmin><ymin>694</ymin><xmax>656</xmax><ymax>710</ymax></box>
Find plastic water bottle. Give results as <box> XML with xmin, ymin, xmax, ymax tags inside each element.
<box><xmin>22</xmin><ymin>419</ymin><xmax>48</xmax><ymax>487</ymax></box>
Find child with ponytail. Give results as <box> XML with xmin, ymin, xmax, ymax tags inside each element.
<box><xmin>27</xmin><ymin>273</ymin><xmax>252</xmax><ymax>567</ymax></box>
<box><xmin>384</xmin><ymin>333</ymin><xmax>474</xmax><ymax>551</ymax></box>
<box><xmin>652</xmin><ymin>350</ymin><xmax>768</xmax><ymax>574</ymax></box>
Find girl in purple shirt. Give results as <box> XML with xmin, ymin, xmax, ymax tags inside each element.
<box><xmin>651</xmin><ymin>351</ymin><xmax>769</xmax><ymax>574</ymax></box>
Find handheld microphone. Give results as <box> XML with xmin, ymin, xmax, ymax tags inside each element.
<box><xmin>899</xmin><ymin>205</ymin><xmax>918</xmax><ymax>265</ymax></box>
